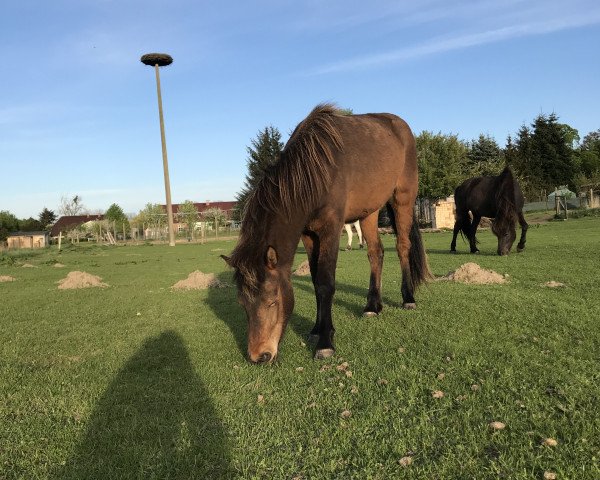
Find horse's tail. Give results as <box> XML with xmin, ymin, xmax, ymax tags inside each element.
<box><xmin>493</xmin><ymin>166</ymin><xmax>518</xmax><ymax>236</ymax></box>
<box><xmin>385</xmin><ymin>203</ymin><xmax>432</xmax><ymax>290</ymax></box>
<box><xmin>454</xmin><ymin>185</ymin><xmax>473</xmax><ymax>242</ymax></box>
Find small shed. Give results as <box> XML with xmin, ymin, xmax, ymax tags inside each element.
<box><xmin>7</xmin><ymin>231</ymin><xmax>49</xmax><ymax>249</ymax></box>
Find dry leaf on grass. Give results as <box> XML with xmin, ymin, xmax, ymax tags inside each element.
<box><xmin>489</xmin><ymin>421</ymin><xmax>506</xmax><ymax>430</ymax></box>
<box><xmin>543</xmin><ymin>472</ymin><xmax>557</xmax><ymax>480</ymax></box>
<box><xmin>293</xmin><ymin>260</ymin><xmax>311</xmax><ymax>276</ymax></box>
<box><xmin>0</xmin><ymin>275</ymin><xmax>16</xmax><ymax>283</ymax></box>
<box><xmin>432</xmin><ymin>390</ymin><xmax>444</xmax><ymax>399</ymax></box>
<box><xmin>340</xmin><ymin>409</ymin><xmax>352</xmax><ymax>419</ymax></box>
<box><xmin>398</xmin><ymin>456</ymin><xmax>413</xmax><ymax>467</ymax></box>
<box><xmin>437</xmin><ymin>372</ymin><xmax>445</xmax><ymax>380</ymax></box>
<box><xmin>543</xmin><ymin>281</ymin><xmax>565</xmax><ymax>288</ymax></box>
<box><xmin>257</xmin><ymin>394</ymin><xmax>265</xmax><ymax>404</ymax></box>
<box><xmin>542</xmin><ymin>438</ymin><xmax>558</xmax><ymax>447</ymax></box>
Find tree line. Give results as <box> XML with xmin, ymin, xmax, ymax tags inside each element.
<box><xmin>236</xmin><ymin>112</ymin><xmax>600</xmax><ymax>217</ymax></box>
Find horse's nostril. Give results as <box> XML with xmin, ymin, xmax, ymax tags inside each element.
<box><xmin>257</xmin><ymin>352</ymin><xmax>272</xmax><ymax>364</ymax></box>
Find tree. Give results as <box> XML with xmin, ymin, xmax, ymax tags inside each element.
<box><xmin>202</xmin><ymin>208</ymin><xmax>226</xmax><ymax>238</ymax></box>
<box><xmin>509</xmin><ymin>114</ymin><xmax>579</xmax><ymax>197</ymax></box>
<box><xmin>59</xmin><ymin>195</ymin><xmax>86</xmax><ymax>216</ymax></box>
<box><xmin>0</xmin><ymin>210</ymin><xmax>19</xmax><ymax>242</ymax></box>
<box><xmin>178</xmin><ymin>200</ymin><xmax>199</xmax><ymax>240</ymax></box>
<box><xmin>136</xmin><ymin>203</ymin><xmax>166</xmax><ymax>239</ymax></box>
<box><xmin>18</xmin><ymin>217</ymin><xmax>43</xmax><ymax>232</ymax></box>
<box><xmin>105</xmin><ymin>203</ymin><xmax>130</xmax><ymax>236</ymax></box>
<box><xmin>416</xmin><ymin>131</ymin><xmax>468</xmax><ymax>198</ymax></box>
<box><xmin>467</xmin><ymin>134</ymin><xmax>504</xmax><ymax>176</ymax></box>
<box><xmin>38</xmin><ymin>207</ymin><xmax>56</xmax><ymax>230</ymax></box>
<box><xmin>234</xmin><ymin>126</ymin><xmax>284</xmax><ymax>220</ymax></box>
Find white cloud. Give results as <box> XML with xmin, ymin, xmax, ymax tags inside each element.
<box><xmin>310</xmin><ymin>7</ymin><xmax>600</xmax><ymax>75</ymax></box>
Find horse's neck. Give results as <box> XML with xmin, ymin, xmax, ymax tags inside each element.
<box><xmin>264</xmin><ymin>212</ymin><xmax>307</xmax><ymax>268</ymax></box>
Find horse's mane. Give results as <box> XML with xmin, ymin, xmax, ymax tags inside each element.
<box><xmin>230</xmin><ymin>103</ymin><xmax>344</xmax><ymax>299</ymax></box>
<box><xmin>492</xmin><ymin>166</ymin><xmax>518</xmax><ymax>236</ymax></box>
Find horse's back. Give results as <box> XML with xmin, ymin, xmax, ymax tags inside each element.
<box><xmin>332</xmin><ymin>113</ymin><xmax>417</xmax><ymax>220</ymax></box>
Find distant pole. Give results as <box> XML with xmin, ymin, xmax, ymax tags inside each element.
<box><xmin>141</xmin><ymin>53</ymin><xmax>176</xmax><ymax>247</ymax></box>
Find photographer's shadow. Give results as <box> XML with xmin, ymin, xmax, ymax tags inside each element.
<box><xmin>54</xmin><ymin>331</ymin><xmax>231</xmax><ymax>479</ymax></box>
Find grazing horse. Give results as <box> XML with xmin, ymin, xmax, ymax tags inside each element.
<box><xmin>344</xmin><ymin>221</ymin><xmax>364</xmax><ymax>250</ymax></box>
<box><xmin>450</xmin><ymin>166</ymin><xmax>528</xmax><ymax>256</ymax></box>
<box><xmin>223</xmin><ymin>104</ymin><xmax>430</xmax><ymax>363</ymax></box>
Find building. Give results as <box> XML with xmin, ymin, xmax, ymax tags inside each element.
<box><xmin>162</xmin><ymin>201</ymin><xmax>237</xmax><ymax>233</ymax></box>
<box><xmin>50</xmin><ymin>215</ymin><xmax>105</xmax><ymax>237</ymax></box>
<box><xmin>7</xmin><ymin>231</ymin><xmax>49</xmax><ymax>249</ymax></box>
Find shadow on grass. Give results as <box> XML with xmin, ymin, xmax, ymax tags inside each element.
<box><xmin>53</xmin><ymin>331</ymin><xmax>231</xmax><ymax>479</ymax></box>
<box><xmin>292</xmin><ymin>274</ymin><xmax>404</xmax><ymax>313</ymax></box>
<box><xmin>205</xmin><ymin>272</ymin><xmax>314</xmax><ymax>360</ymax></box>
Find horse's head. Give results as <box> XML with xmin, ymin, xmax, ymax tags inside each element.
<box><xmin>222</xmin><ymin>246</ymin><xmax>294</xmax><ymax>364</ymax></box>
<box><xmin>491</xmin><ymin>218</ymin><xmax>517</xmax><ymax>256</ymax></box>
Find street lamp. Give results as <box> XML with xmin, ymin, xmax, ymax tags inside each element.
<box><xmin>140</xmin><ymin>52</ymin><xmax>176</xmax><ymax>247</ymax></box>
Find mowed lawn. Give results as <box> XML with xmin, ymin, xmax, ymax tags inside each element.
<box><xmin>1</xmin><ymin>218</ymin><xmax>599</xmax><ymax>479</ymax></box>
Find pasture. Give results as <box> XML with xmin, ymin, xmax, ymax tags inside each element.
<box><xmin>1</xmin><ymin>217</ymin><xmax>599</xmax><ymax>479</ymax></box>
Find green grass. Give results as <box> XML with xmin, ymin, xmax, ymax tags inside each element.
<box><xmin>1</xmin><ymin>220</ymin><xmax>599</xmax><ymax>479</ymax></box>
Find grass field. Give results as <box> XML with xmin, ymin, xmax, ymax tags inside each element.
<box><xmin>1</xmin><ymin>218</ymin><xmax>599</xmax><ymax>479</ymax></box>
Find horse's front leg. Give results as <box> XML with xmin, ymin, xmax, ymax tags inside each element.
<box><xmin>310</xmin><ymin>218</ymin><xmax>343</xmax><ymax>360</ymax></box>
<box><xmin>359</xmin><ymin>212</ymin><xmax>383</xmax><ymax>316</ymax></box>
<box><xmin>516</xmin><ymin>211</ymin><xmax>528</xmax><ymax>252</ymax></box>
<box><xmin>301</xmin><ymin>231</ymin><xmax>321</xmax><ymax>341</ymax></box>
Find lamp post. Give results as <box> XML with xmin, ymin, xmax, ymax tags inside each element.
<box><xmin>141</xmin><ymin>52</ymin><xmax>176</xmax><ymax>247</ymax></box>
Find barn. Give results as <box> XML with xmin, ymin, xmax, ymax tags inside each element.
<box><xmin>7</xmin><ymin>231</ymin><xmax>49</xmax><ymax>249</ymax></box>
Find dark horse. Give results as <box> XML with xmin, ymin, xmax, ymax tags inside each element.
<box><xmin>450</xmin><ymin>166</ymin><xmax>528</xmax><ymax>256</ymax></box>
<box><xmin>223</xmin><ymin>104</ymin><xmax>430</xmax><ymax>363</ymax></box>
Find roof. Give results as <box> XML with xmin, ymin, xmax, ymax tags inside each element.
<box><xmin>8</xmin><ymin>231</ymin><xmax>49</xmax><ymax>237</ymax></box>
<box><xmin>547</xmin><ymin>187</ymin><xmax>575</xmax><ymax>199</ymax></box>
<box><xmin>50</xmin><ymin>215</ymin><xmax>105</xmax><ymax>236</ymax></box>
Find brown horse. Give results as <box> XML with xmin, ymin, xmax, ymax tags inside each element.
<box><xmin>223</xmin><ymin>104</ymin><xmax>431</xmax><ymax>363</ymax></box>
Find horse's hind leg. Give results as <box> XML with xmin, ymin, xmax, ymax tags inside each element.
<box><xmin>359</xmin><ymin>212</ymin><xmax>383</xmax><ymax>316</ymax></box>
<box><xmin>469</xmin><ymin>214</ymin><xmax>481</xmax><ymax>253</ymax></box>
<box><xmin>391</xmin><ymin>191</ymin><xmax>417</xmax><ymax>309</ymax></box>
<box><xmin>516</xmin><ymin>211</ymin><xmax>528</xmax><ymax>252</ymax></box>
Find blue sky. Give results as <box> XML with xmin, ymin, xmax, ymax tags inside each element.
<box><xmin>1</xmin><ymin>0</ymin><xmax>599</xmax><ymax>218</ymax></box>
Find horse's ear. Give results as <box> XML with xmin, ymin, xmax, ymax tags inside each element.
<box><xmin>266</xmin><ymin>246</ymin><xmax>278</xmax><ymax>270</ymax></box>
<box><xmin>220</xmin><ymin>254</ymin><xmax>232</xmax><ymax>267</ymax></box>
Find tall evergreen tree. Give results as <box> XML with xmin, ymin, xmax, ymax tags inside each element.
<box><xmin>467</xmin><ymin>134</ymin><xmax>503</xmax><ymax>176</ymax></box>
<box><xmin>234</xmin><ymin>126</ymin><xmax>284</xmax><ymax>220</ymax></box>
<box><xmin>38</xmin><ymin>207</ymin><xmax>56</xmax><ymax>230</ymax></box>
<box><xmin>511</xmin><ymin>113</ymin><xmax>578</xmax><ymax>197</ymax></box>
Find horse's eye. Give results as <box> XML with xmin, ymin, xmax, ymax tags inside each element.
<box><xmin>268</xmin><ymin>301</ymin><xmax>277</xmax><ymax>308</ymax></box>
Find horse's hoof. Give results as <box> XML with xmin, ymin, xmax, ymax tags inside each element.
<box><xmin>314</xmin><ymin>348</ymin><xmax>335</xmax><ymax>360</ymax></box>
<box><xmin>450</xmin><ymin>249</ymin><xmax>457</xmax><ymax>254</ymax></box>
<box><xmin>517</xmin><ymin>247</ymin><xmax>524</xmax><ymax>253</ymax></box>
<box><xmin>307</xmin><ymin>334</ymin><xmax>320</xmax><ymax>343</ymax></box>
<box><xmin>363</xmin><ymin>311</ymin><xmax>379</xmax><ymax>317</ymax></box>
<box><xmin>403</xmin><ymin>303</ymin><xmax>416</xmax><ymax>310</ymax></box>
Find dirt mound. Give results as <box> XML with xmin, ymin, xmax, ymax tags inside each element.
<box><xmin>0</xmin><ymin>275</ymin><xmax>16</xmax><ymax>283</ymax></box>
<box><xmin>58</xmin><ymin>271</ymin><xmax>108</xmax><ymax>289</ymax></box>
<box><xmin>293</xmin><ymin>260</ymin><xmax>311</xmax><ymax>276</ymax></box>
<box><xmin>171</xmin><ymin>270</ymin><xmax>229</xmax><ymax>290</ymax></box>
<box><xmin>543</xmin><ymin>281</ymin><xmax>566</xmax><ymax>288</ymax></box>
<box><xmin>53</xmin><ymin>263</ymin><xmax>65</xmax><ymax>268</ymax></box>
<box><xmin>443</xmin><ymin>262</ymin><xmax>507</xmax><ymax>284</ymax></box>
